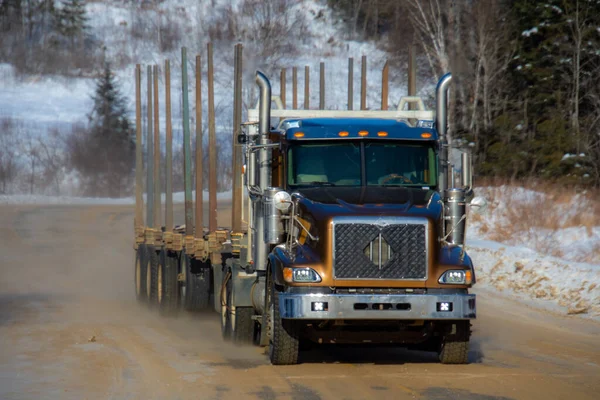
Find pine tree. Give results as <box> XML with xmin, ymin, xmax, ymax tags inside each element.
<box><xmin>58</xmin><ymin>0</ymin><xmax>88</xmax><ymax>45</ymax></box>
<box><xmin>506</xmin><ymin>0</ymin><xmax>600</xmax><ymax>183</ymax></box>
<box><xmin>69</xmin><ymin>63</ymin><xmax>134</xmax><ymax>197</ymax></box>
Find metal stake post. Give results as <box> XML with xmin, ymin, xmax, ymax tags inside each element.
<box><xmin>207</xmin><ymin>43</ymin><xmax>217</xmax><ymax>232</ymax></box>
<box><xmin>181</xmin><ymin>48</ymin><xmax>193</xmax><ymax>235</ymax></box>
<box><xmin>135</xmin><ymin>65</ymin><xmax>144</xmax><ymax>229</ymax></box>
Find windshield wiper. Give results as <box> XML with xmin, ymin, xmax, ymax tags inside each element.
<box><xmin>297</xmin><ymin>181</ymin><xmax>336</xmax><ymax>187</ymax></box>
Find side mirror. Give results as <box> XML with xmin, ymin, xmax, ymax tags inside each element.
<box><xmin>237</xmin><ymin>134</ymin><xmax>249</xmax><ymax>144</ymax></box>
<box><xmin>469</xmin><ymin>196</ymin><xmax>488</xmax><ymax>215</ymax></box>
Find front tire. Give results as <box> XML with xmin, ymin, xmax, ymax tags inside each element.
<box><xmin>268</xmin><ymin>272</ymin><xmax>299</xmax><ymax>365</ymax></box>
<box><xmin>439</xmin><ymin>321</ymin><xmax>470</xmax><ymax>364</ymax></box>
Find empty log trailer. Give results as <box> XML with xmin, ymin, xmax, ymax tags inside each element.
<box><xmin>133</xmin><ymin>44</ymin><xmax>486</xmax><ymax>365</ymax></box>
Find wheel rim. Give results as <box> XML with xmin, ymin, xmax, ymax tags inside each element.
<box><xmin>135</xmin><ymin>254</ymin><xmax>141</xmax><ymax>297</ymax></box>
<box><xmin>221</xmin><ymin>279</ymin><xmax>228</xmax><ymax>329</ymax></box>
<box><xmin>157</xmin><ymin>259</ymin><xmax>163</xmax><ymax>304</ymax></box>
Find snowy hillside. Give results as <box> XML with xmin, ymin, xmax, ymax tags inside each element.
<box><xmin>0</xmin><ymin>0</ymin><xmax>421</xmax><ymax>142</ymax></box>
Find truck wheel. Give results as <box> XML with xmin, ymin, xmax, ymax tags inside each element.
<box><xmin>135</xmin><ymin>245</ymin><xmax>147</xmax><ymax>302</ymax></box>
<box><xmin>183</xmin><ymin>253</ymin><xmax>211</xmax><ymax>311</ymax></box>
<box><xmin>268</xmin><ymin>275</ymin><xmax>299</xmax><ymax>365</ymax></box>
<box><xmin>146</xmin><ymin>246</ymin><xmax>159</xmax><ymax>306</ymax></box>
<box><xmin>221</xmin><ymin>270</ymin><xmax>232</xmax><ymax>340</ymax></box>
<box><xmin>232</xmin><ymin>307</ymin><xmax>255</xmax><ymax>345</ymax></box>
<box><xmin>439</xmin><ymin>321</ymin><xmax>470</xmax><ymax>364</ymax></box>
<box><xmin>158</xmin><ymin>249</ymin><xmax>179</xmax><ymax>316</ymax></box>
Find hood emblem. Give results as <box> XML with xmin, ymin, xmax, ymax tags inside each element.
<box><xmin>364</xmin><ymin>234</ymin><xmax>392</xmax><ymax>269</ymax></box>
<box><xmin>374</xmin><ymin>217</ymin><xmax>389</xmax><ymax>229</ymax></box>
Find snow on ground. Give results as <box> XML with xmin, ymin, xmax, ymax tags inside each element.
<box><xmin>467</xmin><ymin>185</ymin><xmax>600</xmax><ymax>319</ymax></box>
<box><xmin>468</xmin><ymin>240</ymin><xmax>599</xmax><ymax>319</ymax></box>
<box><xmin>0</xmin><ymin>190</ymin><xmax>233</xmax><ymax>206</ymax></box>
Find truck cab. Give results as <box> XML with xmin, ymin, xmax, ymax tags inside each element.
<box><xmin>223</xmin><ymin>71</ymin><xmax>481</xmax><ymax>365</ymax></box>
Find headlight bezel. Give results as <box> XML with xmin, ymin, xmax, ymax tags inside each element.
<box><xmin>438</xmin><ymin>269</ymin><xmax>472</xmax><ymax>285</ymax></box>
<box><xmin>283</xmin><ymin>267</ymin><xmax>322</xmax><ymax>283</ymax></box>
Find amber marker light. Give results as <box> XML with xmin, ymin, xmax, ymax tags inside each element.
<box><xmin>283</xmin><ymin>268</ymin><xmax>293</xmax><ymax>283</ymax></box>
<box><xmin>377</xmin><ymin>131</ymin><xmax>388</xmax><ymax>137</ymax></box>
<box><xmin>465</xmin><ymin>270</ymin><xmax>473</xmax><ymax>285</ymax></box>
<box><xmin>294</xmin><ymin>132</ymin><xmax>305</xmax><ymax>138</ymax></box>
<box><xmin>338</xmin><ymin>131</ymin><xmax>349</xmax><ymax>137</ymax></box>
<box><xmin>421</xmin><ymin>132</ymin><xmax>432</xmax><ymax>138</ymax></box>
<box><xmin>358</xmin><ymin>130</ymin><xmax>369</xmax><ymax>137</ymax></box>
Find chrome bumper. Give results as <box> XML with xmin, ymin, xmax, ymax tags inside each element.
<box><xmin>279</xmin><ymin>292</ymin><xmax>476</xmax><ymax>320</ymax></box>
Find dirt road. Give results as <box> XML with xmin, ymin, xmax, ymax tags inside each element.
<box><xmin>0</xmin><ymin>204</ymin><xmax>598</xmax><ymax>400</ymax></box>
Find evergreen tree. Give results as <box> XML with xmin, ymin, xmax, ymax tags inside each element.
<box><xmin>505</xmin><ymin>0</ymin><xmax>600</xmax><ymax>183</ymax></box>
<box><xmin>69</xmin><ymin>63</ymin><xmax>134</xmax><ymax>197</ymax></box>
<box><xmin>58</xmin><ymin>0</ymin><xmax>88</xmax><ymax>43</ymax></box>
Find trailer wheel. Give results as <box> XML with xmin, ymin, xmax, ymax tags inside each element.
<box><xmin>268</xmin><ymin>273</ymin><xmax>299</xmax><ymax>365</ymax></box>
<box><xmin>135</xmin><ymin>245</ymin><xmax>148</xmax><ymax>302</ymax></box>
<box><xmin>158</xmin><ymin>249</ymin><xmax>179</xmax><ymax>316</ymax></box>
<box><xmin>146</xmin><ymin>246</ymin><xmax>159</xmax><ymax>306</ymax></box>
<box><xmin>439</xmin><ymin>321</ymin><xmax>470</xmax><ymax>364</ymax></box>
<box><xmin>182</xmin><ymin>253</ymin><xmax>211</xmax><ymax>311</ymax></box>
<box><xmin>232</xmin><ymin>307</ymin><xmax>255</xmax><ymax>345</ymax></box>
<box><xmin>220</xmin><ymin>270</ymin><xmax>232</xmax><ymax>340</ymax></box>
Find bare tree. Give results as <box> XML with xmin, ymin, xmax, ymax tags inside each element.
<box><xmin>0</xmin><ymin>118</ymin><xmax>22</xmax><ymax>194</ymax></box>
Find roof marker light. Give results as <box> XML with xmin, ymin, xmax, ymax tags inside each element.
<box><xmin>421</xmin><ymin>132</ymin><xmax>432</xmax><ymax>138</ymax></box>
<box><xmin>377</xmin><ymin>131</ymin><xmax>388</xmax><ymax>137</ymax></box>
<box><xmin>358</xmin><ymin>130</ymin><xmax>369</xmax><ymax>137</ymax></box>
<box><xmin>294</xmin><ymin>132</ymin><xmax>305</xmax><ymax>138</ymax></box>
<box><xmin>339</xmin><ymin>131</ymin><xmax>349</xmax><ymax>137</ymax></box>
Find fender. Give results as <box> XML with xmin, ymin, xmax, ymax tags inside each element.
<box><xmin>440</xmin><ymin>245</ymin><xmax>477</xmax><ymax>284</ymax></box>
<box><xmin>268</xmin><ymin>247</ymin><xmax>288</xmax><ymax>287</ymax></box>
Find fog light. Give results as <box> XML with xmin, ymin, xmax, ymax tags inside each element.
<box><xmin>437</xmin><ymin>302</ymin><xmax>453</xmax><ymax>312</ymax></box>
<box><xmin>311</xmin><ymin>302</ymin><xmax>328</xmax><ymax>311</ymax></box>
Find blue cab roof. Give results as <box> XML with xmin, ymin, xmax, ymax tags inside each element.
<box><xmin>281</xmin><ymin>118</ymin><xmax>438</xmax><ymax>141</ymax></box>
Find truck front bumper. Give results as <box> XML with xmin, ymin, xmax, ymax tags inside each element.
<box><xmin>279</xmin><ymin>292</ymin><xmax>476</xmax><ymax>320</ymax></box>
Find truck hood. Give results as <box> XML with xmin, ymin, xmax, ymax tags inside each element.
<box><xmin>293</xmin><ymin>187</ymin><xmax>442</xmax><ymax>221</ymax></box>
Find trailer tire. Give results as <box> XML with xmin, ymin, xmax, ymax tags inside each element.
<box><xmin>183</xmin><ymin>253</ymin><xmax>211</xmax><ymax>311</ymax></box>
<box><xmin>146</xmin><ymin>246</ymin><xmax>159</xmax><ymax>307</ymax></box>
<box><xmin>232</xmin><ymin>307</ymin><xmax>255</xmax><ymax>345</ymax></box>
<box><xmin>135</xmin><ymin>245</ymin><xmax>148</xmax><ymax>302</ymax></box>
<box><xmin>439</xmin><ymin>321</ymin><xmax>470</xmax><ymax>364</ymax></box>
<box><xmin>268</xmin><ymin>275</ymin><xmax>299</xmax><ymax>365</ymax></box>
<box><xmin>158</xmin><ymin>249</ymin><xmax>179</xmax><ymax>316</ymax></box>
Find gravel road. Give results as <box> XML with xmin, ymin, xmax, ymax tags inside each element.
<box><xmin>0</xmin><ymin>204</ymin><xmax>598</xmax><ymax>399</ymax></box>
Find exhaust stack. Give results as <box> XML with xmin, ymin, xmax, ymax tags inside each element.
<box><xmin>436</xmin><ymin>73</ymin><xmax>452</xmax><ymax>193</ymax></box>
<box><xmin>253</xmin><ymin>71</ymin><xmax>273</xmax><ymax>271</ymax></box>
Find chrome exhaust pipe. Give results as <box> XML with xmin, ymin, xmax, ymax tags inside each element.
<box><xmin>253</xmin><ymin>71</ymin><xmax>273</xmax><ymax>271</ymax></box>
<box><xmin>436</xmin><ymin>73</ymin><xmax>452</xmax><ymax>193</ymax></box>
<box><xmin>256</xmin><ymin>71</ymin><xmax>271</xmax><ymax>137</ymax></box>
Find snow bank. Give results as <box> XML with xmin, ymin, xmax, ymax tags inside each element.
<box><xmin>468</xmin><ymin>239</ymin><xmax>600</xmax><ymax>319</ymax></box>
<box><xmin>468</xmin><ymin>185</ymin><xmax>600</xmax><ymax>319</ymax></box>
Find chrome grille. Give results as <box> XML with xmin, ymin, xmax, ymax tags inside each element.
<box><xmin>333</xmin><ymin>217</ymin><xmax>428</xmax><ymax>280</ymax></box>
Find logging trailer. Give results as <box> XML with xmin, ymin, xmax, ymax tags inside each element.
<box><xmin>133</xmin><ymin>44</ymin><xmax>486</xmax><ymax>365</ymax></box>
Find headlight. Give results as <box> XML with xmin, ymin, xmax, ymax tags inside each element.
<box><xmin>273</xmin><ymin>191</ymin><xmax>292</xmax><ymax>212</ymax></box>
<box><xmin>439</xmin><ymin>270</ymin><xmax>472</xmax><ymax>285</ymax></box>
<box><xmin>283</xmin><ymin>267</ymin><xmax>322</xmax><ymax>283</ymax></box>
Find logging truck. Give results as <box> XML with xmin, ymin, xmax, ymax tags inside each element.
<box><xmin>133</xmin><ymin>45</ymin><xmax>486</xmax><ymax>365</ymax></box>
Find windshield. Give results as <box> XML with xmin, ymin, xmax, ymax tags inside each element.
<box><xmin>365</xmin><ymin>143</ymin><xmax>436</xmax><ymax>186</ymax></box>
<box><xmin>287</xmin><ymin>141</ymin><xmax>437</xmax><ymax>187</ymax></box>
